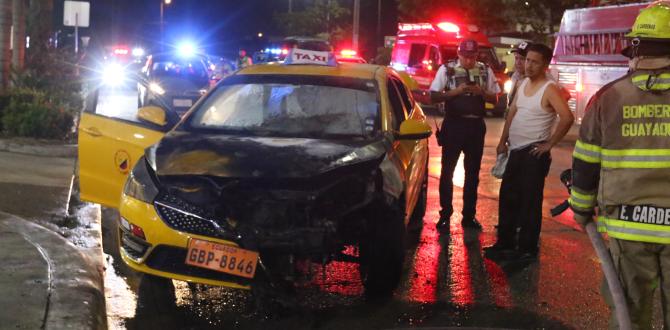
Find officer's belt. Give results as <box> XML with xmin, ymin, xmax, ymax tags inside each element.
<box><xmin>616</xmin><ymin>204</ymin><xmax>670</xmax><ymax>226</ymax></box>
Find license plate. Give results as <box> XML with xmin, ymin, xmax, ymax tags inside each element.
<box><xmin>173</xmin><ymin>98</ymin><xmax>192</xmax><ymax>107</ymax></box>
<box><xmin>185</xmin><ymin>239</ymin><xmax>259</xmax><ymax>279</ymax></box>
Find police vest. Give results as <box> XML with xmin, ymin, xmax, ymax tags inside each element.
<box><xmin>443</xmin><ymin>61</ymin><xmax>488</xmax><ymax>118</ymax></box>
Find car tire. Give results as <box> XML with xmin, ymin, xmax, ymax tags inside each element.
<box><xmin>136</xmin><ymin>274</ymin><xmax>176</xmax><ymax>313</ymax></box>
<box><xmin>359</xmin><ymin>201</ymin><xmax>406</xmax><ymax>299</ymax></box>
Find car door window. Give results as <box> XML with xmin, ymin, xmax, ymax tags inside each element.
<box><xmin>84</xmin><ymin>67</ymin><xmax>177</xmax><ymax>130</ymax></box>
<box><xmin>387</xmin><ymin>80</ymin><xmax>407</xmax><ymax>131</ymax></box>
<box><xmin>390</xmin><ymin>78</ymin><xmax>414</xmax><ymax>114</ymax></box>
<box><xmin>408</xmin><ymin>43</ymin><xmax>427</xmax><ymax>68</ymax></box>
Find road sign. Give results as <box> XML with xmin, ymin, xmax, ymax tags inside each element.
<box><xmin>63</xmin><ymin>1</ymin><xmax>90</xmax><ymax>27</ymax></box>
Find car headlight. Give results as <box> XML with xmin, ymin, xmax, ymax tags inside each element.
<box><xmin>503</xmin><ymin>79</ymin><xmax>513</xmax><ymax>94</ymax></box>
<box><xmin>103</xmin><ymin>63</ymin><xmax>125</xmax><ymax>86</ymax></box>
<box><xmin>149</xmin><ymin>82</ymin><xmax>166</xmax><ymax>95</ymax></box>
<box><xmin>123</xmin><ymin>156</ymin><xmax>160</xmax><ymax>203</ymax></box>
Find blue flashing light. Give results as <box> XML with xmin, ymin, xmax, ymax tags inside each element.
<box><xmin>177</xmin><ymin>42</ymin><xmax>196</xmax><ymax>57</ymax></box>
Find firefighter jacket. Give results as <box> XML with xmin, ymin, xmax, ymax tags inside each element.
<box><xmin>432</xmin><ymin>60</ymin><xmax>491</xmax><ymax>118</ymax></box>
<box><xmin>570</xmin><ymin>64</ymin><xmax>670</xmax><ymax>244</ymax></box>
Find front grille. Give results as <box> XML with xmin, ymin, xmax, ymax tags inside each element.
<box><xmin>154</xmin><ymin>193</ymin><xmax>235</xmax><ymax>240</ymax></box>
<box><xmin>145</xmin><ymin>245</ymin><xmax>253</xmax><ymax>285</ymax></box>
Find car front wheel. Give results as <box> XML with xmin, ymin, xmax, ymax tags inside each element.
<box><xmin>359</xmin><ymin>201</ymin><xmax>406</xmax><ymax>299</ymax></box>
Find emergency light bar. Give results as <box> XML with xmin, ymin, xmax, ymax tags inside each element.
<box><xmin>398</xmin><ymin>23</ymin><xmax>435</xmax><ymax>32</ymax></box>
<box><xmin>114</xmin><ymin>48</ymin><xmax>129</xmax><ymax>55</ymax></box>
<box><xmin>437</xmin><ymin>22</ymin><xmax>460</xmax><ymax>33</ymax></box>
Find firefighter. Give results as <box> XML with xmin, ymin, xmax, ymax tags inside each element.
<box><xmin>429</xmin><ymin>39</ymin><xmax>500</xmax><ymax>232</ymax></box>
<box><xmin>569</xmin><ymin>2</ymin><xmax>670</xmax><ymax>328</ymax></box>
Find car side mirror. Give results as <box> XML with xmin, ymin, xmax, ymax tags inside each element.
<box><xmin>137</xmin><ymin>106</ymin><xmax>168</xmax><ymax>127</ymax></box>
<box><xmin>398</xmin><ymin>119</ymin><xmax>432</xmax><ymax>140</ymax></box>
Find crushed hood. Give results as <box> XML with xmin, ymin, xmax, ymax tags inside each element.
<box><xmin>151</xmin><ymin>131</ymin><xmax>388</xmax><ymax>179</ymax></box>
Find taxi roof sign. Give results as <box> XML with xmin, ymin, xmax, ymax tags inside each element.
<box><xmin>284</xmin><ymin>48</ymin><xmax>337</xmax><ymax>66</ymax></box>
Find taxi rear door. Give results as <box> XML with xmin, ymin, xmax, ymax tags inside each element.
<box><xmin>78</xmin><ymin>84</ymin><xmax>173</xmax><ymax>208</ymax></box>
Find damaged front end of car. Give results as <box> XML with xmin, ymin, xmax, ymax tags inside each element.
<box><xmin>136</xmin><ymin>133</ymin><xmax>406</xmax><ymax>297</ymax></box>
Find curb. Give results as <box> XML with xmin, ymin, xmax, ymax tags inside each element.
<box><xmin>0</xmin><ymin>139</ymin><xmax>77</xmax><ymax>158</ymax></box>
<box><xmin>0</xmin><ymin>211</ymin><xmax>107</xmax><ymax>330</ymax></box>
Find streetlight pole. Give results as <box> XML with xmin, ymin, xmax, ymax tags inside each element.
<box><xmin>160</xmin><ymin>0</ymin><xmax>171</xmax><ymax>51</ymax></box>
<box><xmin>353</xmin><ymin>0</ymin><xmax>360</xmax><ymax>50</ymax></box>
<box><xmin>376</xmin><ymin>0</ymin><xmax>381</xmax><ymax>48</ymax></box>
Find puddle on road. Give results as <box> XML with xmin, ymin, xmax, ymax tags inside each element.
<box><xmin>104</xmin><ymin>255</ymin><xmax>138</xmax><ymax>329</ymax></box>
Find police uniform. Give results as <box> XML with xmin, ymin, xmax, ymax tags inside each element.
<box><xmin>430</xmin><ymin>59</ymin><xmax>500</xmax><ymax>223</ymax></box>
<box><xmin>570</xmin><ymin>3</ymin><xmax>670</xmax><ymax>328</ymax></box>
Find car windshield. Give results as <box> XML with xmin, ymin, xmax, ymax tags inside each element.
<box><xmin>151</xmin><ymin>59</ymin><xmax>208</xmax><ymax>80</ymax></box>
<box><xmin>187</xmin><ymin>75</ymin><xmax>379</xmax><ymax>139</ymax></box>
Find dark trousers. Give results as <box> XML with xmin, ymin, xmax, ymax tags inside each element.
<box><xmin>496</xmin><ymin>144</ymin><xmax>551</xmax><ymax>253</ymax></box>
<box><xmin>439</xmin><ymin>118</ymin><xmax>486</xmax><ymax>220</ymax></box>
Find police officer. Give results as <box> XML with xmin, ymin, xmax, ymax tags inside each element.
<box><xmin>429</xmin><ymin>39</ymin><xmax>500</xmax><ymax>231</ymax></box>
<box><xmin>570</xmin><ymin>2</ymin><xmax>670</xmax><ymax>328</ymax></box>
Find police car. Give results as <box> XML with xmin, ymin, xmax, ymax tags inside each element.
<box><xmin>78</xmin><ymin>48</ymin><xmax>431</xmax><ymax>300</ymax></box>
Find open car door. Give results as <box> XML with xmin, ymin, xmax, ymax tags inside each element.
<box><xmin>78</xmin><ymin>83</ymin><xmax>177</xmax><ymax>208</ymax></box>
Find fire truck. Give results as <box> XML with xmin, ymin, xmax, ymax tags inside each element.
<box><xmin>390</xmin><ymin>21</ymin><xmax>509</xmax><ymax>115</ymax></box>
<box><xmin>550</xmin><ymin>2</ymin><xmax>648</xmax><ymax>124</ymax></box>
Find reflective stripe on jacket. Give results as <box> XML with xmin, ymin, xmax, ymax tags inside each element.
<box><xmin>570</xmin><ymin>67</ymin><xmax>670</xmax><ymax>244</ymax></box>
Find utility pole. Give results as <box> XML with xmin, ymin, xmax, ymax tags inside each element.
<box><xmin>160</xmin><ymin>0</ymin><xmax>171</xmax><ymax>51</ymax></box>
<box><xmin>12</xmin><ymin>0</ymin><xmax>24</xmax><ymax>71</ymax></box>
<box><xmin>0</xmin><ymin>0</ymin><xmax>11</xmax><ymax>91</ymax></box>
<box><xmin>353</xmin><ymin>0</ymin><xmax>360</xmax><ymax>50</ymax></box>
<box><xmin>288</xmin><ymin>0</ymin><xmax>292</xmax><ymax>13</ymax></box>
<box><xmin>376</xmin><ymin>0</ymin><xmax>381</xmax><ymax>48</ymax></box>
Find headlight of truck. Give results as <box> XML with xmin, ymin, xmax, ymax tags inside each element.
<box><xmin>123</xmin><ymin>156</ymin><xmax>159</xmax><ymax>203</ymax></box>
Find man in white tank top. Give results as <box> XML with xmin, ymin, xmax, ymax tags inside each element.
<box><xmin>484</xmin><ymin>44</ymin><xmax>574</xmax><ymax>262</ymax></box>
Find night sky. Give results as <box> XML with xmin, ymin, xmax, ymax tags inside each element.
<box><xmin>56</xmin><ymin>0</ymin><xmax>398</xmax><ymax>59</ymax></box>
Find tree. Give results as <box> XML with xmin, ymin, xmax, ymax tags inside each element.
<box><xmin>274</xmin><ymin>0</ymin><xmax>350</xmax><ymax>41</ymax></box>
<box><xmin>502</xmin><ymin>0</ymin><xmax>591</xmax><ymax>42</ymax></box>
<box><xmin>0</xmin><ymin>0</ymin><xmax>11</xmax><ymax>91</ymax></box>
<box><xmin>396</xmin><ymin>0</ymin><xmax>593</xmax><ymax>42</ymax></box>
<box><xmin>396</xmin><ymin>0</ymin><xmax>509</xmax><ymax>35</ymax></box>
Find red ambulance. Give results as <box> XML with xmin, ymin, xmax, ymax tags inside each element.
<box><xmin>390</xmin><ymin>21</ymin><xmax>508</xmax><ymax>115</ymax></box>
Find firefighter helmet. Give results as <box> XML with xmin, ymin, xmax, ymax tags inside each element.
<box><xmin>626</xmin><ymin>1</ymin><xmax>670</xmax><ymax>40</ymax></box>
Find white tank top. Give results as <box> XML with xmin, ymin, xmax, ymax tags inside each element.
<box><xmin>508</xmin><ymin>78</ymin><xmax>557</xmax><ymax>150</ymax></box>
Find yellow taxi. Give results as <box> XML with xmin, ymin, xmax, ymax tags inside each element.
<box><xmin>78</xmin><ymin>48</ymin><xmax>431</xmax><ymax>298</ymax></box>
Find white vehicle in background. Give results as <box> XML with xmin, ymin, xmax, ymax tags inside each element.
<box><xmin>550</xmin><ymin>2</ymin><xmax>647</xmax><ymax>124</ymax></box>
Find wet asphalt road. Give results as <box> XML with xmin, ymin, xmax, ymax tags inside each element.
<box><xmin>103</xmin><ymin>117</ymin><xmax>621</xmax><ymax>330</ymax></box>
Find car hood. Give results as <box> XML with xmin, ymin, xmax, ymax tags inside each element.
<box><xmin>150</xmin><ymin>132</ymin><xmax>388</xmax><ymax>179</ymax></box>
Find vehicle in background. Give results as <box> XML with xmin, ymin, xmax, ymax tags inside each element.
<box><xmin>550</xmin><ymin>2</ymin><xmax>646</xmax><ymax>124</ymax></box>
<box><xmin>390</xmin><ymin>21</ymin><xmax>509</xmax><ymax>116</ymax></box>
<box><xmin>335</xmin><ymin>49</ymin><xmax>367</xmax><ymax>64</ymax></box>
<box><xmin>137</xmin><ymin>53</ymin><xmax>210</xmax><ymax>117</ymax></box>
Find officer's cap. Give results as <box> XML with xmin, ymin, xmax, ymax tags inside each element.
<box><xmin>510</xmin><ymin>41</ymin><xmax>530</xmax><ymax>57</ymax></box>
<box><xmin>457</xmin><ymin>39</ymin><xmax>479</xmax><ymax>57</ymax></box>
